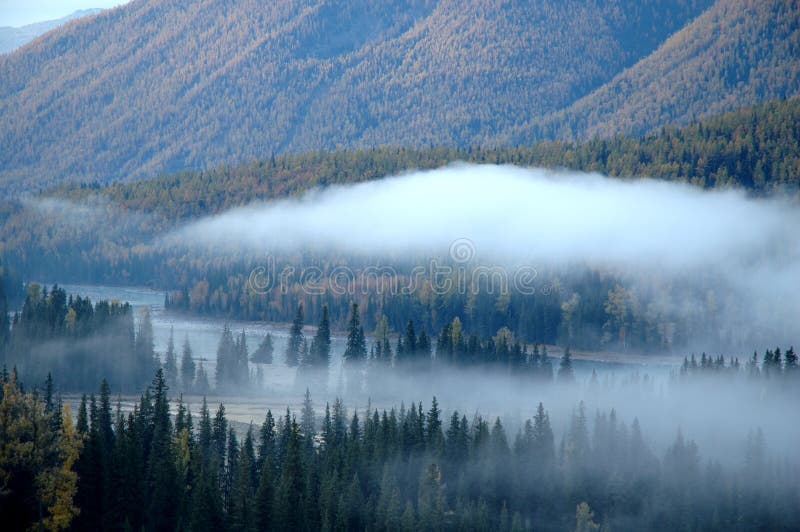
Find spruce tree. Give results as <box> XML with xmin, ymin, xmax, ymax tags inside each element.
<box><xmin>215</xmin><ymin>325</ymin><xmax>235</xmax><ymax>390</ymax></box>
<box><xmin>343</xmin><ymin>304</ymin><xmax>367</xmax><ymax>395</ymax></box>
<box><xmin>164</xmin><ymin>326</ymin><xmax>178</xmax><ymax>390</ymax></box>
<box><xmin>274</xmin><ymin>419</ymin><xmax>304</xmax><ymax>531</ymax></box>
<box><xmin>254</xmin><ymin>456</ymin><xmax>274</xmax><ymax>530</ymax></box>
<box><xmin>135</xmin><ymin>309</ymin><xmax>156</xmax><ymax>387</ymax></box>
<box><xmin>558</xmin><ymin>347</ymin><xmax>575</xmax><ymax>383</ymax></box>
<box><xmin>285</xmin><ymin>305</ymin><xmax>305</xmax><ymax>368</ymax></box>
<box><xmin>146</xmin><ymin>369</ymin><xmax>179</xmax><ymax>531</ymax></box>
<box><xmin>310</xmin><ymin>305</ymin><xmax>331</xmax><ymax>370</ymax></box>
<box><xmin>251</xmin><ymin>333</ymin><xmax>274</xmax><ymax>364</ymax></box>
<box><xmin>180</xmin><ymin>335</ymin><xmax>196</xmax><ymax>392</ymax></box>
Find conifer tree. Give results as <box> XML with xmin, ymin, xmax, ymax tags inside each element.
<box><xmin>215</xmin><ymin>325</ymin><xmax>235</xmax><ymax>390</ymax></box>
<box><xmin>135</xmin><ymin>308</ymin><xmax>156</xmax><ymax>386</ymax></box>
<box><xmin>195</xmin><ymin>358</ymin><xmax>211</xmax><ymax>395</ymax></box>
<box><xmin>274</xmin><ymin>418</ymin><xmax>304</xmax><ymax>531</ymax></box>
<box><xmin>285</xmin><ymin>305</ymin><xmax>305</xmax><ymax>368</ymax></box>
<box><xmin>254</xmin><ymin>456</ymin><xmax>274</xmax><ymax>530</ymax></box>
<box><xmin>558</xmin><ymin>347</ymin><xmax>575</xmax><ymax>383</ymax></box>
<box><xmin>251</xmin><ymin>333</ymin><xmax>274</xmax><ymax>364</ymax></box>
<box><xmin>343</xmin><ymin>304</ymin><xmax>367</xmax><ymax>394</ymax></box>
<box><xmin>164</xmin><ymin>326</ymin><xmax>178</xmax><ymax>390</ymax></box>
<box><xmin>310</xmin><ymin>305</ymin><xmax>331</xmax><ymax>369</ymax></box>
<box><xmin>146</xmin><ymin>369</ymin><xmax>179</xmax><ymax>531</ymax></box>
<box><xmin>180</xmin><ymin>335</ymin><xmax>196</xmax><ymax>392</ymax></box>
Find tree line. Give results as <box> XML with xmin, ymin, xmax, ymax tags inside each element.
<box><xmin>0</xmin><ymin>283</ymin><xmax>154</xmax><ymax>392</ymax></box>
<box><xmin>2</xmin><ymin>366</ymin><xmax>798</xmax><ymax>531</ymax></box>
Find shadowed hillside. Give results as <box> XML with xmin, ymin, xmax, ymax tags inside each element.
<box><xmin>0</xmin><ymin>0</ymin><xmax>711</xmax><ymax>192</ymax></box>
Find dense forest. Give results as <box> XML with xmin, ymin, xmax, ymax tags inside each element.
<box><xmin>6</xmin><ymin>0</ymin><xmax>800</xmax><ymax>191</ymax></box>
<box><xmin>1</xmin><ymin>283</ymin><xmax>154</xmax><ymax>392</ymax></box>
<box><xmin>50</xmin><ymin>96</ymin><xmax>800</xmax><ymax>213</ymax></box>
<box><xmin>2</xmin><ymin>363</ymin><xmax>799</xmax><ymax>531</ymax></box>
<box><xmin>3</xmin><ymin>1</ymin><xmax>798</xmax><ymax>530</ymax></box>
<box><xmin>536</xmin><ymin>0</ymin><xmax>800</xmax><ymax>140</ymax></box>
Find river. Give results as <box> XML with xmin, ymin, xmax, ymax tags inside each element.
<box><xmin>47</xmin><ymin>283</ymin><xmax>679</xmax><ymax>426</ymax></box>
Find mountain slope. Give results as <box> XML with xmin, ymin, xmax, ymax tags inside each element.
<box><xmin>48</xmin><ymin>97</ymin><xmax>800</xmax><ymax>223</ymax></box>
<box><xmin>0</xmin><ymin>9</ymin><xmax>103</xmax><ymax>54</ymax></box>
<box><xmin>534</xmin><ymin>0</ymin><xmax>800</xmax><ymax>140</ymax></box>
<box><xmin>0</xmin><ymin>0</ymin><xmax>710</xmax><ymax>193</ymax></box>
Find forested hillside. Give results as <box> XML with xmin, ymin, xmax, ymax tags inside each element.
<box><xmin>538</xmin><ymin>0</ymin><xmax>800</xmax><ymax>139</ymax></box>
<box><xmin>0</xmin><ymin>0</ymin><xmax>714</xmax><ymax>192</ymax></box>
<box><xmin>50</xmin><ymin>97</ymin><xmax>800</xmax><ymax>221</ymax></box>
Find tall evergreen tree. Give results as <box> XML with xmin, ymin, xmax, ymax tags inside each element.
<box><xmin>164</xmin><ymin>326</ymin><xmax>178</xmax><ymax>390</ymax></box>
<box><xmin>146</xmin><ymin>369</ymin><xmax>179</xmax><ymax>531</ymax></box>
<box><xmin>285</xmin><ymin>305</ymin><xmax>305</xmax><ymax>368</ymax></box>
<box><xmin>310</xmin><ymin>305</ymin><xmax>331</xmax><ymax>369</ymax></box>
<box><xmin>215</xmin><ymin>325</ymin><xmax>235</xmax><ymax>390</ymax></box>
<box><xmin>274</xmin><ymin>418</ymin><xmax>304</xmax><ymax>531</ymax></box>
<box><xmin>135</xmin><ymin>308</ymin><xmax>157</xmax><ymax>387</ymax></box>
<box><xmin>558</xmin><ymin>347</ymin><xmax>575</xmax><ymax>383</ymax></box>
<box><xmin>180</xmin><ymin>335</ymin><xmax>196</xmax><ymax>392</ymax></box>
<box><xmin>251</xmin><ymin>333</ymin><xmax>274</xmax><ymax>364</ymax></box>
<box><xmin>343</xmin><ymin>304</ymin><xmax>367</xmax><ymax>395</ymax></box>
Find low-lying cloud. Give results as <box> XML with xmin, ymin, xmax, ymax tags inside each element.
<box><xmin>173</xmin><ymin>163</ymin><xmax>798</xmax><ymax>268</ymax></box>
<box><xmin>170</xmin><ymin>164</ymin><xmax>800</xmax><ymax>348</ymax></box>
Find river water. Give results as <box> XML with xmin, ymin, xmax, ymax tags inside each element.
<box><xmin>58</xmin><ymin>283</ymin><xmax>349</xmax><ymax>395</ymax></box>
<box><xmin>47</xmin><ymin>283</ymin><xmax>679</xmax><ymax>427</ymax></box>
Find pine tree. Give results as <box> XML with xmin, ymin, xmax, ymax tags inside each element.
<box><xmin>784</xmin><ymin>346</ymin><xmax>797</xmax><ymax>373</ymax></box>
<box><xmin>532</xmin><ymin>402</ymin><xmax>555</xmax><ymax>471</ymax></box>
<box><xmin>135</xmin><ymin>308</ymin><xmax>156</xmax><ymax>386</ymax></box>
<box><xmin>343</xmin><ymin>304</ymin><xmax>367</xmax><ymax>395</ymax></box>
<box><xmin>180</xmin><ymin>335</ymin><xmax>196</xmax><ymax>392</ymax></box>
<box><xmin>274</xmin><ymin>418</ymin><xmax>304</xmax><ymax>531</ymax></box>
<box><xmin>404</xmin><ymin>321</ymin><xmax>417</xmax><ymax>358</ymax></box>
<box><xmin>224</xmin><ymin>427</ymin><xmax>239</xmax><ymax>517</ymax></box>
<box><xmin>254</xmin><ymin>456</ymin><xmax>274</xmax><ymax>530</ymax></box>
<box><xmin>164</xmin><ymin>326</ymin><xmax>178</xmax><ymax>390</ymax></box>
<box><xmin>418</xmin><ymin>464</ymin><xmax>445</xmax><ymax>531</ymax></box>
<box><xmin>300</xmin><ymin>389</ymin><xmax>315</xmax><ymax>453</ymax></box>
<box><xmin>426</xmin><ymin>397</ymin><xmax>444</xmax><ymax>454</ymax></box>
<box><xmin>418</xmin><ymin>329</ymin><xmax>431</xmax><ymax>364</ymax></box>
<box><xmin>258</xmin><ymin>410</ymin><xmax>276</xmax><ymax>472</ymax></box>
<box><xmin>251</xmin><ymin>333</ymin><xmax>274</xmax><ymax>364</ymax></box>
<box><xmin>285</xmin><ymin>305</ymin><xmax>305</xmax><ymax>368</ymax></box>
<box><xmin>310</xmin><ymin>305</ymin><xmax>331</xmax><ymax>369</ymax></box>
<box><xmin>146</xmin><ymin>368</ymin><xmax>179</xmax><ymax>531</ymax></box>
<box><xmin>558</xmin><ymin>347</ymin><xmax>575</xmax><ymax>383</ymax></box>
<box><xmin>215</xmin><ymin>325</ymin><xmax>235</xmax><ymax>390</ymax></box>
<box><xmin>195</xmin><ymin>358</ymin><xmax>210</xmax><ymax>395</ymax></box>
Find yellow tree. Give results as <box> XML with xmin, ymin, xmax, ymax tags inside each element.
<box><xmin>39</xmin><ymin>404</ymin><xmax>82</xmax><ymax>531</ymax></box>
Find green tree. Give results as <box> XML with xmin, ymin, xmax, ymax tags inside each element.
<box><xmin>164</xmin><ymin>326</ymin><xmax>178</xmax><ymax>390</ymax></box>
<box><xmin>146</xmin><ymin>368</ymin><xmax>179</xmax><ymax>531</ymax></box>
<box><xmin>558</xmin><ymin>347</ymin><xmax>575</xmax><ymax>383</ymax></box>
<box><xmin>180</xmin><ymin>335</ymin><xmax>196</xmax><ymax>392</ymax></box>
<box><xmin>285</xmin><ymin>305</ymin><xmax>305</xmax><ymax>368</ymax></box>
<box><xmin>343</xmin><ymin>304</ymin><xmax>367</xmax><ymax>395</ymax></box>
<box><xmin>251</xmin><ymin>333</ymin><xmax>274</xmax><ymax>364</ymax></box>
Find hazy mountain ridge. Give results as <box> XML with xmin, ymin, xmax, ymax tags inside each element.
<box><xmin>0</xmin><ymin>0</ymin><xmax>713</xmax><ymax>193</ymax></box>
<box><xmin>0</xmin><ymin>9</ymin><xmax>103</xmax><ymax>54</ymax></box>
